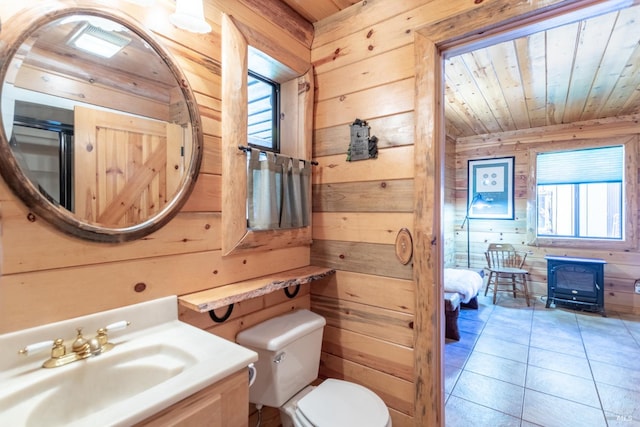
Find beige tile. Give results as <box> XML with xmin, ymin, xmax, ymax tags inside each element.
<box><xmin>522</xmin><ymin>389</ymin><xmax>607</xmax><ymax>427</ymax></box>
<box><xmin>444</xmin><ymin>364</ymin><xmax>462</xmax><ymax>394</ymax></box>
<box><xmin>457</xmin><ymin>317</ymin><xmax>485</xmax><ymax>336</ymax></box>
<box><xmin>464</xmin><ymin>352</ymin><xmax>527</xmax><ymax>386</ymax></box>
<box><xmin>481</xmin><ymin>322</ymin><xmax>531</xmax><ymax>346</ymax></box>
<box><xmin>529</xmin><ymin>333</ymin><xmax>586</xmax><ymax>358</ymax></box>
<box><xmin>474</xmin><ymin>334</ymin><xmax>529</xmax><ymax>363</ymax></box>
<box><xmin>620</xmin><ymin>313</ymin><xmax>640</xmax><ymax>343</ymax></box>
<box><xmin>597</xmin><ymin>382</ymin><xmax>640</xmax><ymax>423</ymax></box>
<box><xmin>449</xmin><ymin>298</ymin><xmax>640</xmax><ymax>426</ymax></box>
<box><xmin>444</xmin><ymin>342</ymin><xmax>473</xmax><ymax>368</ymax></box>
<box><xmin>525</xmin><ymin>365</ymin><xmax>600</xmax><ymax>408</ymax></box>
<box><xmin>604</xmin><ymin>413</ymin><xmax>640</xmax><ymax>427</ymax></box>
<box><xmin>590</xmin><ymin>360</ymin><xmax>640</xmax><ymax>393</ymax></box>
<box><xmin>451</xmin><ymin>371</ymin><xmax>524</xmax><ymax>418</ymax></box>
<box><xmin>583</xmin><ymin>339</ymin><xmax>640</xmax><ymax>370</ymax></box>
<box><xmin>531</xmin><ymin>320</ymin><xmax>581</xmax><ymax>337</ymax></box>
<box><xmin>527</xmin><ymin>347</ymin><xmax>592</xmax><ymax>379</ymax></box>
<box><xmin>445</xmin><ymin>395</ymin><xmax>520</xmax><ymax>427</ymax></box>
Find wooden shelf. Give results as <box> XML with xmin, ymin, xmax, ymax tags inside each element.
<box><xmin>178</xmin><ymin>265</ymin><xmax>335</xmax><ymax>313</ymax></box>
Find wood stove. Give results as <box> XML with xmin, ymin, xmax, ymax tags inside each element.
<box><xmin>545</xmin><ymin>255</ymin><xmax>606</xmax><ymax>316</ymax></box>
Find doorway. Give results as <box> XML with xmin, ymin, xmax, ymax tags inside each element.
<box><xmin>412</xmin><ymin>1</ymin><xmax>637</xmax><ymax>425</ymax></box>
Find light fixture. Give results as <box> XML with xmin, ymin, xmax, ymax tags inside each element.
<box><xmin>460</xmin><ymin>193</ymin><xmax>491</xmax><ymax>268</ymax></box>
<box><xmin>67</xmin><ymin>24</ymin><xmax>131</xmax><ymax>59</ymax></box>
<box><xmin>170</xmin><ymin>0</ymin><xmax>212</xmax><ymax>33</ymax></box>
<box><xmin>123</xmin><ymin>0</ymin><xmax>155</xmax><ymax>5</ymax></box>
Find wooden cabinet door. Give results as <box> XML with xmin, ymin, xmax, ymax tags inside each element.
<box><xmin>74</xmin><ymin>106</ymin><xmax>183</xmax><ymax>226</ymax></box>
<box><xmin>137</xmin><ymin>370</ymin><xmax>249</xmax><ymax>427</ymax></box>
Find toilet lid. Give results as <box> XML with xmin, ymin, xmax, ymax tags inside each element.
<box><xmin>296</xmin><ymin>379</ymin><xmax>389</xmax><ymax>427</ymax></box>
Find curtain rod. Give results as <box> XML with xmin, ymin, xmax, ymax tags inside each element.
<box><xmin>237</xmin><ymin>145</ymin><xmax>318</xmax><ymax>165</ymax></box>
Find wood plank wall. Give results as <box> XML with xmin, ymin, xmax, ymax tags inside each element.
<box><xmin>310</xmin><ymin>1</ymin><xmax>610</xmax><ymax>426</ymax></box>
<box><xmin>309</xmin><ymin>2</ymin><xmax>498</xmax><ymax>426</ymax></box>
<box><xmin>454</xmin><ymin>116</ymin><xmax>640</xmax><ymax>314</ymax></box>
<box><xmin>0</xmin><ymin>0</ymin><xmax>313</xmax><ymax>347</ymax></box>
<box><xmin>4</xmin><ymin>0</ymin><xmax>632</xmax><ymax>426</ymax></box>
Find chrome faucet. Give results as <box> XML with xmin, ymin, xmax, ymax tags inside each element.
<box><xmin>18</xmin><ymin>321</ymin><xmax>130</xmax><ymax>368</ymax></box>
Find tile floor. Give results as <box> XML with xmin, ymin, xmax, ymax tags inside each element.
<box><xmin>444</xmin><ymin>293</ymin><xmax>640</xmax><ymax>427</ymax></box>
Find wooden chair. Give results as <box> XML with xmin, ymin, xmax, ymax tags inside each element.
<box><xmin>484</xmin><ymin>243</ymin><xmax>530</xmax><ymax>306</ymax></box>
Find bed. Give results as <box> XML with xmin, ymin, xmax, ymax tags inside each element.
<box><xmin>443</xmin><ymin>268</ymin><xmax>484</xmax><ymax>340</ymax></box>
<box><xmin>444</xmin><ymin>268</ymin><xmax>484</xmax><ymax>304</ymax></box>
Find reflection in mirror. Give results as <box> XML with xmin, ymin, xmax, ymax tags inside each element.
<box><xmin>0</xmin><ymin>9</ymin><xmax>202</xmax><ymax>242</ymax></box>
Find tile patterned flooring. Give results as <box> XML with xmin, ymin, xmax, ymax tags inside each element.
<box><xmin>444</xmin><ymin>294</ymin><xmax>640</xmax><ymax>427</ymax></box>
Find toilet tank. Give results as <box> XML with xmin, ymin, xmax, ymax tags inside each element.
<box><xmin>236</xmin><ymin>309</ymin><xmax>326</xmax><ymax>408</ymax></box>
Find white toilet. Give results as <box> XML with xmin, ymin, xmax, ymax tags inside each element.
<box><xmin>236</xmin><ymin>309</ymin><xmax>392</xmax><ymax>427</ymax></box>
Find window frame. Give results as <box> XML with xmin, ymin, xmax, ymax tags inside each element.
<box><xmin>221</xmin><ymin>13</ymin><xmax>313</xmax><ymax>256</ymax></box>
<box><xmin>526</xmin><ymin>136</ymin><xmax>637</xmax><ymax>251</ymax></box>
<box><xmin>247</xmin><ymin>71</ymin><xmax>280</xmax><ymax>153</ymax></box>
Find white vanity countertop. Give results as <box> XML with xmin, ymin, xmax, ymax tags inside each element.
<box><xmin>0</xmin><ymin>296</ymin><xmax>258</xmax><ymax>426</ymax></box>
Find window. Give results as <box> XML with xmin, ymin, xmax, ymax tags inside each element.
<box><xmin>247</xmin><ymin>72</ymin><xmax>279</xmax><ymax>152</ymax></box>
<box><xmin>536</xmin><ymin>146</ymin><xmax>623</xmax><ymax>240</ymax></box>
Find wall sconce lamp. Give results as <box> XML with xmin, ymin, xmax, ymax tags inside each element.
<box><xmin>170</xmin><ymin>0</ymin><xmax>212</xmax><ymax>33</ymax></box>
<box><xmin>460</xmin><ymin>193</ymin><xmax>490</xmax><ymax>268</ymax></box>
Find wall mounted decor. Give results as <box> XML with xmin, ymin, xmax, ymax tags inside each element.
<box><xmin>347</xmin><ymin>118</ymin><xmax>378</xmax><ymax>161</ymax></box>
<box><xmin>467</xmin><ymin>156</ymin><xmax>514</xmax><ymax>220</ymax></box>
<box><xmin>395</xmin><ymin>228</ymin><xmax>413</xmax><ymax>265</ymax></box>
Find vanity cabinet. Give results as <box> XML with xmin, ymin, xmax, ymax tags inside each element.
<box><xmin>137</xmin><ymin>369</ymin><xmax>249</xmax><ymax>427</ymax></box>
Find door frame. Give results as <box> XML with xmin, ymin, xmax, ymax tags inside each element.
<box><xmin>412</xmin><ymin>0</ymin><xmax>637</xmax><ymax>425</ymax></box>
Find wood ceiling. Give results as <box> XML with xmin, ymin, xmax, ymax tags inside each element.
<box><xmin>283</xmin><ymin>1</ymin><xmax>640</xmax><ymax>139</ymax></box>
<box><xmin>444</xmin><ymin>5</ymin><xmax>640</xmax><ymax>139</ymax></box>
<box><xmin>280</xmin><ymin>0</ymin><xmax>358</xmax><ymax>24</ymax></box>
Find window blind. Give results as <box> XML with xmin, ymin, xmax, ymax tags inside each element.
<box><xmin>537</xmin><ymin>146</ymin><xmax>623</xmax><ymax>185</ymax></box>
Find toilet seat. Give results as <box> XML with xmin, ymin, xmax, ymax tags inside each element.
<box><xmin>294</xmin><ymin>379</ymin><xmax>390</xmax><ymax>427</ymax></box>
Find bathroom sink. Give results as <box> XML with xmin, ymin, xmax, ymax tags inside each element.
<box><xmin>0</xmin><ymin>296</ymin><xmax>258</xmax><ymax>427</ymax></box>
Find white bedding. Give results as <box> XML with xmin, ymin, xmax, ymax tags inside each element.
<box><xmin>444</xmin><ymin>268</ymin><xmax>484</xmax><ymax>304</ymax></box>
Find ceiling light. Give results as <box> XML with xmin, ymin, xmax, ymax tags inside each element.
<box><xmin>68</xmin><ymin>24</ymin><xmax>131</xmax><ymax>59</ymax></box>
<box><xmin>170</xmin><ymin>0</ymin><xmax>212</xmax><ymax>33</ymax></box>
<box><xmin>123</xmin><ymin>0</ymin><xmax>155</xmax><ymax>5</ymax></box>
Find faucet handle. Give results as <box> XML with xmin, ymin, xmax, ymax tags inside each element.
<box><xmin>96</xmin><ymin>320</ymin><xmax>130</xmax><ymax>351</ymax></box>
<box><xmin>105</xmin><ymin>321</ymin><xmax>130</xmax><ymax>332</ymax></box>
<box><xmin>18</xmin><ymin>340</ymin><xmax>55</xmax><ymax>356</ymax></box>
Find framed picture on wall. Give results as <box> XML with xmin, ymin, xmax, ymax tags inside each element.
<box><xmin>467</xmin><ymin>156</ymin><xmax>514</xmax><ymax>220</ymax></box>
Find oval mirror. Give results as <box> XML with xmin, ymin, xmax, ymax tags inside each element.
<box><xmin>0</xmin><ymin>6</ymin><xmax>202</xmax><ymax>242</ymax></box>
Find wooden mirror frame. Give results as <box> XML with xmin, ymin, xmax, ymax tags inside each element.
<box><xmin>0</xmin><ymin>4</ymin><xmax>203</xmax><ymax>243</ymax></box>
<box><xmin>221</xmin><ymin>14</ymin><xmax>313</xmax><ymax>256</ymax></box>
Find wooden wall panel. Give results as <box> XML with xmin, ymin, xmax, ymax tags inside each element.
<box><xmin>311</xmin><ymin>1</ymin><xmax>589</xmax><ymax>426</ymax></box>
<box><xmin>443</xmin><ymin>135</ymin><xmax>457</xmax><ymax>267</ymax></box>
<box><xmin>314</xmin><ymin>44</ymin><xmax>415</xmax><ymax>102</ymax></box>
<box><xmin>312</xmin><ymin>212</ymin><xmax>414</xmax><ymax>244</ymax></box>
<box><xmin>454</xmin><ymin>120</ymin><xmax>640</xmax><ymax>314</ymax></box>
<box><xmin>311</xmin><ymin>0</ymin><xmax>482</xmax><ymax>73</ymax></box>
<box><xmin>315</xmin><ymin>78</ymin><xmax>414</xmax><ymax>129</ymax></box>
<box><xmin>311</xmin><ymin>240</ymin><xmax>413</xmax><ymax>280</ymax></box>
<box><xmin>321</xmin><ymin>325</ymin><xmax>414</xmax><ymax>381</ymax></box>
<box><xmin>179</xmin><ymin>291</ymin><xmax>312</xmax><ymax>341</ymax></box>
<box><xmin>313</xmin><ymin>111</ymin><xmax>414</xmax><ymax>158</ymax></box>
<box><xmin>1</xmin><ymin>199</ymin><xmax>221</xmax><ymax>274</ymax></box>
<box><xmin>0</xmin><ymin>246</ymin><xmax>308</xmax><ymax>333</ymax></box>
<box><xmin>201</xmin><ymin>135</ymin><xmax>222</xmax><ymax>175</ymax></box>
<box><xmin>313</xmin><ymin>270</ymin><xmax>414</xmax><ymax>314</ymax></box>
<box><xmin>313</xmin><ymin>145</ymin><xmax>414</xmax><ymax>184</ymax></box>
<box><xmin>312</xmin><ymin>179</ymin><xmax>414</xmax><ymax>212</ymax></box>
<box><xmin>0</xmin><ymin>0</ymin><xmax>311</xmax><ymax>336</ymax></box>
